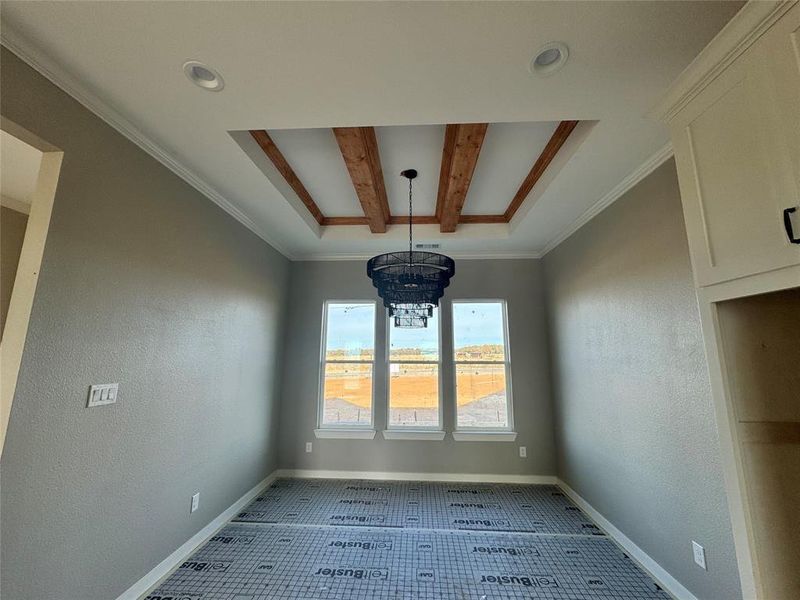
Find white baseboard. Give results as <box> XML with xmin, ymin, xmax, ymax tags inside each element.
<box><xmin>557</xmin><ymin>479</ymin><xmax>696</xmax><ymax>600</ymax></box>
<box><xmin>276</xmin><ymin>468</ymin><xmax>557</xmax><ymax>485</ymax></box>
<box><xmin>116</xmin><ymin>470</ymin><xmax>279</xmax><ymax>600</ymax></box>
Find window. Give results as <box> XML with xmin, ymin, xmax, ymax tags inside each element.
<box><xmin>452</xmin><ymin>301</ymin><xmax>512</xmax><ymax>430</ymax></box>
<box><xmin>318</xmin><ymin>302</ymin><xmax>376</xmax><ymax>428</ymax></box>
<box><xmin>387</xmin><ymin>308</ymin><xmax>441</xmax><ymax>429</ymax></box>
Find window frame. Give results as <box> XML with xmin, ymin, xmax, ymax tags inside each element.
<box><xmin>384</xmin><ymin>307</ymin><xmax>444</xmax><ymax>431</ymax></box>
<box><xmin>317</xmin><ymin>300</ymin><xmax>377</xmax><ymax>430</ymax></box>
<box><xmin>451</xmin><ymin>299</ymin><xmax>515</xmax><ymax>432</ymax></box>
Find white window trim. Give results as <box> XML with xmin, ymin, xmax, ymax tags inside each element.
<box><xmin>385</xmin><ymin>308</ymin><xmax>444</xmax><ymax>431</ymax></box>
<box><xmin>451</xmin><ymin>299</ymin><xmax>515</xmax><ymax>433</ymax></box>
<box><xmin>382</xmin><ymin>430</ymin><xmax>446</xmax><ymax>441</ymax></box>
<box><xmin>315</xmin><ymin>429</ymin><xmax>377</xmax><ymax>440</ymax></box>
<box><xmin>317</xmin><ymin>300</ymin><xmax>377</xmax><ymax>431</ymax></box>
<box><xmin>452</xmin><ymin>431</ymin><xmax>517</xmax><ymax>442</ymax></box>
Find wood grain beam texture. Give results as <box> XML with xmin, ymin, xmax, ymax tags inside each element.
<box><xmin>321</xmin><ymin>215</ymin><xmax>502</xmax><ymax>226</ymax></box>
<box><xmin>252</xmin><ymin>120</ymin><xmax>579</xmax><ymax>231</ymax></box>
<box><xmin>504</xmin><ymin>120</ymin><xmax>579</xmax><ymax>221</ymax></box>
<box><xmin>249</xmin><ymin>130</ymin><xmax>324</xmax><ymax>225</ymax></box>
<box><xmin>436</xmin><ymin>123</ymin><xmax>489</xmax><ymax>233</ymax></box>
<box><xmin>333</xmin><ymin>127</ymin><xmax>391</xmax><ymax>233</ymax></box>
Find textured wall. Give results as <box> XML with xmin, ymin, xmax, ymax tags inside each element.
<box><xmin>0</xmin><ymin>49</ymin><xmax>290</xmax><ymax>599</ymax></box>
<box><xmin>278</xmin><ymin>259</ymin><xmax>555</xmax><ymax>475</ymax></box>
<box><xmin>543</xmin><ymin>160</ymin><xmax>741</xmax><ymax>600</ymax></box>
<box><xmin>1</xmin><ymin>205</ymin><xmax>28</xmax><ymax>336</ymax></box>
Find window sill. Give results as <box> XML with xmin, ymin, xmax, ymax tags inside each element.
<box><xmin>382</xmin><ymin>430</ymin><xmax>446</xmax><ymax>441</ymax></box>
<box><xmin>452</xmin><ymin>431</ymin><xmax>518</xmax><ymax>442</ymax></box>
<box><xmin>314</xmin><ymin>429</ymin><xmax>376</xmax><ymax>440</ymax></box>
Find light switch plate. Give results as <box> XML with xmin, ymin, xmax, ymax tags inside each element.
<box><xmin>692</xmin><ymin>541</ymin><xmax>707</xmax><ymax>570</ymax></box>
<box><xmin>87</xmin><ymin>383</ymin><xmax>118</xmax><ymax>407</ymax></box>
<box><xmin>191</xmin><ymin>492</ymin><xmax>200</xmax><ymax>513</ymax></box>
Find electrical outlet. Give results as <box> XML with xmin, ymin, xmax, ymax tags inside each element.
<box><xmin>87</xmin><ymin>383</ymin><xmax>118</xmax><ymax>407</ymax></box>
<box><xmin>191</xmin><ymin>492</ymin><xmax>200</xmax><ymax>514</ymax></box>
<box><xmin>519</xmin><ymin>446</ymin><xmax>527</xmax><ymax>458</ymax></box>
<box><xmin>305</xmin><ymin>442</ymin><xmax>313</xmax><ymax>453</ymax></box>
<box><xmin>692</xmin><ymin>541</ymin><xmax>706</xmax><ymax>570</ymax></box>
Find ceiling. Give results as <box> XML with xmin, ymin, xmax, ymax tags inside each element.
<box><xmin>1</xmin><ymin>129</ymin><xmax>42</xmax><ymax>213</ymax></box>
<box><xmin>0</xmin><ymin>1</ymin><xmax>743</xmax><ymax>259</ymax></box>
<box><xmin>240</xmin><ymin>120</ymin><xmax>574</xmax><ymax>230</ymax></box>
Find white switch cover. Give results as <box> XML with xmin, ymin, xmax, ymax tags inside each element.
<box><xmin>305</xmin><ymin>442</ymin><xmax>313</xmax><ymax>453</ymax></box>
<box><xmin>191</xmin><ymin>492</ymin><xmax>200</xmax><ymax>513</ymax></box>
<box><xmin>519</xmin><ymin>446</ymin><xmax>527</xmax><ymax>458</ymax></box>
<box><xmin>692</xmin><ymin>541</ymin><xmax>707</xmax><ymax>570</ymax></box>
<box><xmin>87</xmin><ymin>383</ymin><xmax>118</xmax><ymax>407</ymax></box>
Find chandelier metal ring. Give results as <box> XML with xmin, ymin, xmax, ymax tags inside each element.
<box><xmin>366</xmin><ymin>169</ymin><xmax>455</xmax><ymax>328</ymax></box>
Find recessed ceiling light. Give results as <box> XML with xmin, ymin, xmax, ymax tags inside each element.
<box><xmin>530</xmin><ymin>42</ymin><xmax>569</xmax><ymax>76</ymax></box>
<box><xmin>183</xmin><ymin>60</ymin><xmax>225</xmax><ymax>91</ymax></box>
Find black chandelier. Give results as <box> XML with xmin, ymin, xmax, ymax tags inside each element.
<box><xmin>367</xmin><ymin>169</ymin><xmax>455</xmax><ymax>328</ymax></box>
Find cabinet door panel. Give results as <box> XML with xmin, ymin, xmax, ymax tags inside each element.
<box><xmin>672</xmin><ymin>5</ymin><xmax>800</xmax><ymax>287</ymax></box>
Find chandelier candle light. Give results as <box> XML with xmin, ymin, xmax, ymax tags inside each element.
<box><xmin>367</xmin><ymin>169</ymin><xmax>455</xmax><ymax>328</ymax></box>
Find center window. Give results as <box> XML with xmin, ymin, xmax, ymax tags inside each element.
<box><xmin>387</xmin><ymin>308</ymin><xmax>441</xmax><ymax>429</ymax></box>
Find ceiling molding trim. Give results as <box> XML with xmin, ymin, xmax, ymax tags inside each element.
<box><xmin>0</xmin><ymin>28</ymin><xmax>295</xmax><ymax>260</ymax></box>
<box><xmin>294</xmin><ymin>251</ymin><xmax>543</xmax><ymax>262</ymax></box>
<box><xmin>651</xmin><ymin>0</ymin><xmax>795</xmax><ymax>122</ymax></box>
<box><xmin>541</xmin><ymin>143</ymin><xmax>674</xmax><ymax>256</ymax></box>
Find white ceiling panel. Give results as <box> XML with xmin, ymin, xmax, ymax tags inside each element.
<box><xmin>466</xmin><ymin>121</ymin><xmax>559</xmax><ymax>215</ymax></box>
<box><xmin>377</xmin><ymin>124</ymin><xmax>444</xmax><ymax>218</ymax></box>
<box><xmin>268</xmin><ymin>127</ymin><xmax>358</xmax><ymax>218</ymax></box>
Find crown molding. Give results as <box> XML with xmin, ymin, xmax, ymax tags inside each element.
<box><xmin>0</xmin><ymin>27</ymin><xmax>294</xmax><ymax>260</ymax></box>
<box><xmin>651</xmin><ymin>0</ymin><xmax>796</xmax><ymax>122</ymax></box>
<box><xmin>294</xmin><ymin>251</ymin><xmax>543</xmax><ymax>262</ymax></box>
<box><xmin>542</xmin><ymin>143</ymin><xmax>674</xmax><ymax>256</ymax></box>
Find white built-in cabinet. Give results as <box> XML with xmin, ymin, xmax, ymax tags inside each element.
<box><xmin>667</xmin><ymin>2</ymin><xmax>800</xmax><ymax>288</ymax></box>
<box><xmin>656</xmin><ymin>2</ymin><xmax>800</xmax><ymax>599</ymax></box>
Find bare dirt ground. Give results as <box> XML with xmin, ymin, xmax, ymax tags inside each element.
<box><xmin>322</xmin><ymin>371</ymin><xmax>507</xmax><ymax>426</ymax></box>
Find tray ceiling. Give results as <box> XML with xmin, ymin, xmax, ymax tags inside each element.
<box><xmin>0</xmin><ymin>1</ymin><xmax>743</xmax><ymax>258</ymax></box>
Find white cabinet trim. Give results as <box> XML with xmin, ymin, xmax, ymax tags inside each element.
<box><xmin>653</xmin><ymin>1</ymin><xmax>796</xmax><ymax>121</ymax></box>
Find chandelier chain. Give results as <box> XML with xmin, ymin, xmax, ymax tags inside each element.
<box><xmin>408</xmin><ymin>175</ymin><xmax>413</xmax><ymax>262</ymax></box>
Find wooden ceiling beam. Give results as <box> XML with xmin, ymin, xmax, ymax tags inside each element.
<box><xmin>436</xmin><ymin>123</ymin><xmax>489</xmax><ymax>233</ymax></box>
<box><xmin>390</xmin><ymin>215</ymin><xmax>439</xmax><ymax>225</ymax></box>
<box><xmin>322</xmin><ymin>214</ymin><xmax>508</xmax><ymax>226</ymax></box>
<box><xmin>322</xmin><ymin>215</ymin><xmax>440</xmax><ymax>226</ymax></box>
<box><xmin>504</xmin><ymin>120</ymin><xmax>579</xmax><ymax>221</ymax></box>
<box><xmin>249</xmin><ymin>130</ymin><xmax>324</xmax><ymax>225</ymax></box>
<box><xmin>458</xmin><ymin>214</ymin><xmax>508</xmax><ymax>224</ymax></box>
<box><xmin>332</xmin><ymin>127</ymin><xmax>390</xmax><ymax>233</ymax></box>
<box><xmin>435</xmin><ymin>124</ymin><xmax>459</xmax><ymax>222</ymax></box>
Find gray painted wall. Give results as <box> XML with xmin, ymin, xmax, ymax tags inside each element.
<box><xmin>1</xmin><ymin>205</ymin><xmax>28</xmax><ymax>337</ymax></box>
<box><xmin>0</xmin><ymin>49</ymin><xmax>290</xmax><ymax>599</ymax></box>
<box><xmin>278</xmin><ymin>259</ymin><xmax>555</xmax><ymax>475</ymax></box>
<box><xmin>543</xmin><ymin>160</ymin><xmax>741</xmax><ymax>600</ymax></box>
